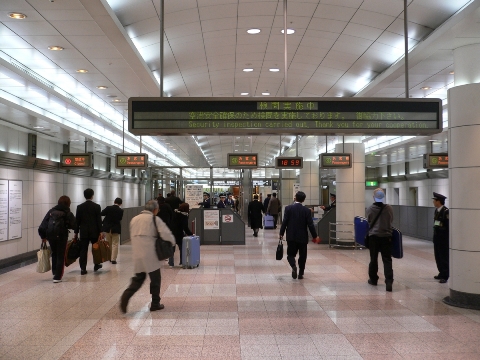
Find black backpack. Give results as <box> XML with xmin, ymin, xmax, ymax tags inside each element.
<box><xmin>46</xmin><ymin>209</ymin><xmax>68</xmax><ymax>240</ymax></box>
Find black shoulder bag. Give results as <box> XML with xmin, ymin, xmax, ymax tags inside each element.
<box><xmin>365</xmin><ymin>204</ymin><xmax>385</xmax><ymax>249</ymax></box>
<box><xmin>153</xmin><ymin>215</ymin><xmax>174</xmax><ymax>261</ymax></box>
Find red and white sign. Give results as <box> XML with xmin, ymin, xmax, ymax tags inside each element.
<box><xmin>222</xmin><ymin>214</ymin><xmax>233</xmax><ymax>223</ymax></box>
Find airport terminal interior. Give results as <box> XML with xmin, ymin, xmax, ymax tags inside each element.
<box><xmin>1</xmin><ymin>0</ymin><xmax>480</xmax><ymax>359</ymax></box>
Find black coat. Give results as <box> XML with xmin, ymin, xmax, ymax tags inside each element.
<box><xmin>101</xmin><ymin>204</ymin><xmax>124</xmax><ymax>234</ymax></box>
<box><xmin>280</xmin><ymin>202</ymin><xmax>317</xmax><ymax>243</ymax></box>
<box><xmin>38</xmin><ymin>204</ymin><xmax>76</xmax><ymax>241</ymax></box>
<box><xmin>248</xmin><ymin>200</ymin><xmax>264</xmax><ymax>229</ymax></box>
<box><xmin>75</xmin><ymin>200</ymin><xmax>102</xmax><ymax>239</ymax></box>
<box><xmin>165</xmin><ymin>195</ymin><xmax>182</xmax><ymax>210</ymax></box>
<box><xmin>157</xmin><ymin>203</ymin><xmax>173</xmax><ymax>229</ymax></box>
<box><xmin>170</xmin><ymin>210</ymin><xmax>193</xmax><ymax>244</ymax></box>
<box><xmin>323</xmin><ymin>200</ymin><xmax>336</xmax><ymax>212</ymax></box>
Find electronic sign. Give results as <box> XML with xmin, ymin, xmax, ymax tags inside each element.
<box><xmin>320</xmin><ymin>153</ymin><xmax>352</xmax><ymax>168</ymax></box>
<box><xmin>115</xmin><ymin>153</ymin><xmax>148</xmax><ymax>169</ymax></box>
<box><xmin>423</xmin><ymin>153</ymin><xmax>448</xmax><ymax>169</ymax></box>
<box><xmin>366</xmin><ymin>180</ymin><xmax>379</xmax><ymax>187</ymax></box>
<box><xmin>275</xmin><ymin>157</ymin><xmax>303</xmax><ymax>169</ymax></box>
<box><xmin>227</xmin><ymin>153</ymin><xmax>258</xmax><ymax>168</ymax></box>
<box><xmin>60</xmin><ymin>153</ymin><xmax>93</xmax><ymax>168</ymax></box>
<box><xmin>129</xmin><ymin>97</ymin><xmax>442</xmax><ymax>135</ymax></box>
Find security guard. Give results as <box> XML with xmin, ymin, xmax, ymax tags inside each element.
<box><xmin>320</xmin><ymin>193</ymin><xmax>336</xmax><ymax>211</ymax></box>
<box><xmin>199</xmin><ymin>192</ymin><xmax>211</xmax><ymax>208</ymax></box>
<box><xmin>432</xmin><ymin>192</ymin><xmax>449</xmax><ymax>283</ymax></box>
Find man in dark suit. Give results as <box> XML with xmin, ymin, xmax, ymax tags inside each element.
<box><xmin>279</xmin><ymin>191</ymin><xmax>320</xmax><ymax>280</ymax></box>
<box><xmin>320</xmin><ymin>193</ymin><xmax>336</xmax><ymax>212</ymax></box>
<box><xmin>248</xmin><ymin>194</ymin><xmax>264</xmax><ymax>237</ymax></box>
<box><xmin>199</xmin><ymin>192</ymin><xmax>211</xmax><ymax>208</ymax></box>
<box><xmin>165</xmin><ymin>190</ymin><xmax>182</xmax><ymax>210</ymax></box>
<box><xmin>101</xmin><ymin>197</ymin><xmax>124</xmax><ymax>264</ymax></box>
<box><xmin>217</xmin><ymin>194</ymin><xmax>227</xmax><ymax>208</ymax></box>
<box><xmin>75</xmin><ymin>188</ymin><xmax>102</xmax><ymax>274</ymax></box>
<box><xmin>432</xmin><ymin>192</ymin><xmax>449</xmax><ymax>284</ymax></box>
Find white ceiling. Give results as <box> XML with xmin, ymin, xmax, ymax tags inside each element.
<box><xmin>0</xmin><ymin>0</ymin><xmax>477</xmax><ymax>176</ymax></box>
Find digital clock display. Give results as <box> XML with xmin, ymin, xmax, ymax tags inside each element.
<box><xmin>116</xmin><ymin>153</ymin><xmax>148</xmax><ymax>169</ymax></box>
<box><xmin>60</xmin><ymin>153</ymin><xmax>93</xmax><ymax>168</ymax></box>
<box><xmin>275</xmin><ymin>157</ymin><xmax>303</xmax><ymax>169</ymax></box>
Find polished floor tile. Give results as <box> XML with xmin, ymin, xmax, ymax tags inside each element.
<box><xmin>1</xmin><ymin>229</ymin><xmax>480</xmax><ymax>359</ymax></box>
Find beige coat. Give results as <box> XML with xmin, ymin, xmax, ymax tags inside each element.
<box><xmin>130</xmin><ymin>210</ymin><xmax>175</xmax><ymax>274</ymax></box>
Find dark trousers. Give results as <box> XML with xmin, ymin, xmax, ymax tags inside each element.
<box><xmin>48</xmin><ymin>237</ymin><xmax>67</xmax><ymax>280</ymax></box>
<box><xmin>168</xmin><ymin>242</ymin><xmax>182</xmax><ymax>266</ymax></box>
<box><xmin>287</xmin><ymin>241</ymin><xmax>308</xmax><ymax>274</ymax></box>
<box><xmin>368</xmin><ymin>235</ymin><xmax>393</xmax><ymax>282</ymax></box>
<box><xmin>272</xmin><ymin>214</ymin><xmax>279</xmax><ymax>228</ymax></box>
<box><xmin>123</xmin><ymin>268</ymin><xmax>161</xmax><ymax>304</ymax></box>
<box><xmin>433</xmin><ymin>235</ymin><xmax>449</xmax><ymax>279</ymax></box>
<box><xmin>79</xmin><ymin>237</ymin><xmax>99</xmax><ymax>271</ymax></box>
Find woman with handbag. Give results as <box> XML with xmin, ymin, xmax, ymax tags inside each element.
<box><xmin>38</xmin><ymin>196</ymin><xmax>77</xmax><ymax>283</ymax></box>
<box><xmin>169</xmin><ymin>203</ymin><xmax>193</xmax><ymax>267</ymax></box>
<box><xmin>120</xmin><ymin>200</ymin><xmax>175</xmax><ymax>313</ymax></box>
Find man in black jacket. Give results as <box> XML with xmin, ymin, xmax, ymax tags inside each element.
<box><xmin>279</xmin><ymin>191</ymin><xmax>320</xmax><ymax>280</ymax></box>
<box><xmin>75</xmin><ymin>188</ymin><xmax>102</xmax><ymax>274</ymax></box>
<box><xmin>165</xmin><ymin>190</ymin><xmax>182</xmax><ymax>210</ymax></box>
<box><xmin>432</xmin><ymin>192</ymin><xmax>449</xmax><ymax>284</ymax></box>
<box><xmin>101</xmin><ymin>198</ymin><xmax>124</xmax><ymax>264</ymax></box>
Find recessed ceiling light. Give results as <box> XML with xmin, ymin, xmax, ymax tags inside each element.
<box><xmin>421</xmin><ymin>86</ymin><xmax>431</xmax><ymax>90</ymax></box>
<box><xmin>243</xmin><ymin>68</ymin><xmax>254</xmax><ymax>72</ymax></box>
<box><xmin>262</xmin><ymin>92</ymin><xmax>270</xmax><ymax>95</ymax></box>
<box><xmin>281</xmin><ymin>29</ymin><xmax>295</xmax><ymax>35</ymax></box>
<box><xmin>269</xmin><ymin>68</ymin><xmax>280</xmax><ymax>72</ymax></box>
<box><xmin>33</xmin><ymin>126</ymin><xmax>44</xmax><ymax>129</ymax></box>
<box><xmin>8</xmin><ymin>13</ymin><xmax>26</xmax><ymax>19</ymax></box>
<box><xmin>113</xmin><ymin>99</ymin><xmax>121</xmax><ymax>102</ymax></box>
<box><xmin>76</xmin><ymin>69</ymin><xmax>88</xmax><ymax>73</ymax></box>
<box><xmin>70</xmin><ymin>139</ymin><xmax>79</xmax><ymax>142</ymax></box>
<box><xmin>449</xmin><ymin>71</ymin><xmax>455</xmax><ymax>75</ymax></box>
<box><xmin>97</xmin><ymin>86</ymin><xmax>108</xmax><ymax>90</ymax></box>
<box><xmin>247</xmin><ymin>29</ymin><xmax>261</xmax><ymax>34</ymax></box>
<box><xmin>240</xmin><ymin>92</ymin><xmax>249</xmax><ymax>95</ymax></box>
<box><xmin>48</xmin><ymin>46</ymin><xmax>64</xmax><ymax>51</ymax></box>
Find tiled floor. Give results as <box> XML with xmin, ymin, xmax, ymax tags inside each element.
<box><xmin>1</xmin><ymin>228</ymin><xmax>480</xmax><ymax>359</ymax></box>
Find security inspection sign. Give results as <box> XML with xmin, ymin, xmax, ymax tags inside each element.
<box><xmin>222</xmin><ymin>214</ymin><xmax>233</xmax><ymax>223</ymax></box>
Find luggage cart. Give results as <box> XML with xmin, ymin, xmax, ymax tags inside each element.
<box><xmin>328</xmin><ymin>221</ymin><xmax>356</xmax><ymax>249</ymax></box>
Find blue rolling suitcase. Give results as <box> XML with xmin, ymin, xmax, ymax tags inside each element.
<box><xmin>354</xmin><ymin>216</ymin><xmax>403</xmax><ymax>259</ymax></box>
<box><xmin>263</xmin><ymin>215</ymin><xmax>275</xmax><ymax>229</ymax></box>
<box><xmin>182</xmin><ymin>235</ymin><xmax>200</xmax><ymax>269</ymax></box>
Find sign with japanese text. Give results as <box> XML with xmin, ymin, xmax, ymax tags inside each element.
<box><xmin>227</xmin><ymin>153</ymin><xmax>258</xmax><ymax>168</ymax></box>
<box><xmin>423</xmin><ymin>153</ymin><xmax>448</xmax><ymax>169</ymax></box>
<box><xmin>320</xmin><ymin>153</ymin><xmax>352</xmax><ymax>168</ymax></box>
<box><xmin>60</xmin><ymin>153</ymin><xmax>93</xmax><ymax>168</ymax></box>
<box><xmin>115</xmin><ymin>153</ymin><xmax>148</xmax><ymax>169</ymax></box>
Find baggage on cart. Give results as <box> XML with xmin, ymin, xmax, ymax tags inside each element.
<box><xmin>263</xmin><ymin>215</ymin><xmax>275</xmax><ymax>229</ymax></box>
<box><xmin>182</xmin><ymin>235</ymin><xmax>200</xmax><ymax>269</ymax></box>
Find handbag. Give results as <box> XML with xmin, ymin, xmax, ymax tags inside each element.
<box><xmin>153</xmin><ymin>215</ymin><xmax>174</xmax><ymax>261</ymax></box>
<box><xmin>276</xmin><ymin>239</ymin><xmax>284</xmax><ymax>260</ymax></box>
<box><xmin>365</xmin><ymin>204</ymin><xmax>385</xmax><ymax>249</ymax></box>
<box><xmin>36</xmin><ymin>242</ymin><xmax>51</xmax><ymax>273</ymax></box>
<box><xmin>65</xmin><ymin>239</ymin><xmax>80</xmax><ymax>267</ymax></box>
<box><xmin>92</xmin><ymin>236</ymin><xmax>111</xmax><ymax>264</ymax></box>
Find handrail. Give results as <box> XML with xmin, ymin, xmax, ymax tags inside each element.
<box><xmin>328</xmin><ymin>221</ymin><xmax>357</xmax><ymax>249</ymax></box>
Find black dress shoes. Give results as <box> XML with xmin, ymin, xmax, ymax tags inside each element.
<box><xmin>386</xmin><ymin>280</ymin><xmax>393</xmax><ymax>292</ymax></box>
<box><xmin>298</xmin><ymin>274</ymin><xmax>304</xmax><ymax>280</ymax></box>
<box><xmin>94</xmin><ymin>264</ymin><xmax>103</xmax><ymax>272</ymax></box>
<box><xmin>434</xmin><ymin>275</ymin><xmax>441</xmax><ymax>280</ymax></box>
<box><xmin>81</xmin><ymin>270</ymin><xmax>87</xmax><ymax>275</ymax></box>
<box><xmin>368</xmin><ymin>279</ymin><xmax>377</xmax><ymax>286</ymax></box>
<box><xmin>291</xmin><ymin>266</ymin><xmax>298</xmax><ymax>279</ymax></box>
<box><xmin>150</xmin><ymin>303</ymin><xmax>165</xmax><ymax>311</ymax></box>
<box><xmin>439</xmin><ymin>279</ymin><xmax>448</xmax><ymax>284</ymax></box>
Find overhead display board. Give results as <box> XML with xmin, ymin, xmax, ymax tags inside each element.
<box><xmin>275</xmin><ymin>156</ymin><xmax>304</xmax><ymax>169</ymax></box>
<box><xmin>423</xmin><ymin>153</ymin><xmax>448</xmax><ymax>169</ymax></box>
<box><xmin>320</xmin><ymin>153</ymin><xmax>352</xmax><ymax>168</ymax></box>
<box><xmin>129</xmin><ymin>97</ymin><xmax>442</xmax><ymax>135</ymax></box>
<box><xmin>60</xmin><ymin>153</ymin><xmax>93</xmax><ymax>168</ymax></box>
<box><xmin>115</xmin><ymin>153</ymin><xmax>148</xmax><ymax>169</ymax></box>
<box><xmin>227</xmin><ymin>153</ymin><xmax>258</xmax><ymax>168</ymax></box>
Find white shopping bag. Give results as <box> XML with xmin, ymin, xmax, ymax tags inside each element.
<box><xmin>36</xmin><ymin>242</ymin><xmax>51</xmax><ymax>273</ymax></box>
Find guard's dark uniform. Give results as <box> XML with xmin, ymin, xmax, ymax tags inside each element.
<box><xmin>433</xmin><ymin>194</ymin><xmax>449</xmax><ymax>281</ymax></box>
<box><xmin>323</xmin><ymin>200</ymin><xmax>336</xmax><ymax>212</ymax></box>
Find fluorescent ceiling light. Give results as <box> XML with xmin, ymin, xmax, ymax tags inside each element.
<box><xmin>243</xmin><ymin>68</ymin><xmax>253</xmax><ymax>72</ymax></box>
<box><xmin>33</xmin><ymin>126</ymin><xmax>44</xmax><ymax>129</ymax></box>
<box><xmin>269</xmin><ymin>68</ymin><xmax>280</xmax><ymax>72</ymax></box>
<box><xmin>76</xmin><ymin>69</ymin><xmax>88</xmax><ymax>73</ymax></box>
<box><xmin>449</xmin><ymin>71</ymin><xmax>454</xmax><ymax>75</ymax></box>
<box><xmin>281</xmin><ymin>29</ymin><xmax>295</xmax><ymax>34</ymax></box>
<box><xmin>240</xmin><ymin>92</ymin><xmax>249</xmax><ymax>95</ymax></box>
<box><xmin>97</xmin><ymin>86</ymin><xmax>108</xmax><ymax>90</ymax></box>
<box><xmin>247</xmin><ymin>29</ymin><xmax>261</xmax><ymax>34</ymax></box>
<box><xmin>262</xmin><ymin>92</ymin><xmax>270</xmax><ymax>95</ymax></box>
<box><xmin>48</xmin><ymin>46</ymin><xmax>64</xmax><ymax>51</ymax></box>
<box><xmin>8</xmin><ymin>13</ymin><xmax>26</xmax><ymax>19</ymax></box>
<box><xmin>421</xmin><ymin>86</ymin><xmax>431</xmax><ymax>90</ymax></box>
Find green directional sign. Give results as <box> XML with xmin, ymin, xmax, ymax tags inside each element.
<box><xmin>115</xmin><ymin>153</ymin><xmax>148</xmax><ymax>169</ymax></box>
<box><xmin>366</xmin><ymin>181</ymin><xmax>378</xmax><ymax>187</ymax></box>
<box><xmin>320</xmin><ymin>153</ymin><xmax>352</xmax><ymax>168</ymax></box>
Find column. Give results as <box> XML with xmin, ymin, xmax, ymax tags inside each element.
<box><xmin>444</xmin><ymin>45</ymin><xmax>480</xmax><ymax>309</ymax></box>
<box><xmin>298</xmin><ymin>137</ymin><xmax>320</xmax><ymax>206</ymax></box>
<box><xmin>335</xmin><ymin>142</ymin><xmax>365</xmax><ymax>223</ymax></box>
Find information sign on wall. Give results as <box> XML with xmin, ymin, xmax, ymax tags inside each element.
<box><xmin>115</xmin><ymin>153</ymin><xmax>148</xmax><ymax>169</ymax></box>
<box><xmin>227</xmin><ymin>153</ymin><xmax>258</xmax><ymax>168</ymax></box>
<box><xmin>60</xmin><ymin>153</ymin><xmax>93</xmax><ymax>168</ymax></box>
<box><xmin>0</xmin><ymin>180</ymin><xmax>23</xmax><ymax>242</ymax></box>
<box><xmin>185</xmin><ymin>184</ymin><xmax>203</xmax><ymax>208</ymax></box>
<box><xmin>320</xmin><ymin>153</ymin><xmax>352</xmax><ymax>168</ymax></box>
<box><xmin>129</xmin><ymin>97</ymin><xmax>442</xmax><ymax>135</ymax></box>
<box><xmin>423</xmin><ymin>153</ymin><xmax>448</xmax><ymax>169</ymax></box>
<box><xmin>204</xmin><ymin>210</ymin><xmax>219</xmax><ymax>230</ymax></box>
